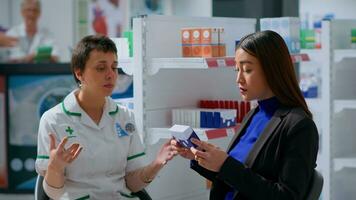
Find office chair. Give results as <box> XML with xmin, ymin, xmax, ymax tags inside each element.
<box><xmin>35</xmin><ymin>175</ymin><xmax>152</xmax><ymax>200</ymax></box>
<box><xmin>305</xmin><ymin>169</ymin><xmax>324</xmax><ymax>200</ymax></box>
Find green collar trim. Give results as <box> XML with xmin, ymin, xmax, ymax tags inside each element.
<box><xmin>37</xmin><ymin>155</ymin><xmax>49</xmax><ymax>159</ymax></box>
<box><xmin>109</xmin><ymin>105</ymin><xmax>119</xmax><ymax>115</ymax></box>
<box><xmin>127</xmin><ymin>152</ymin><xmax>145</xmax><ymax>161</ymax></box>
<box><xmin>62</xmin><ymin>101</ymin><xmax>81</xmax><ymax>116</ymax></box>
<box><xmin>74</xmin><ymin>195</ymin><xmax>90</xmax><ymax>200</ymax></box>
<box><xmin>120</xmin><ymin>192</ymin><xmax>137</xmax><ymax>198</ymax></box>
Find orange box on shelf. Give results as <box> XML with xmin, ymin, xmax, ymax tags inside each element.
<box><xmin>192</xmin><ymin>45</ymin><xmax>202</xmax><ymax>57</ymax></box>
<box><xmin>202</xmin><ymin>44</ymin><xmax>220</xmax><ymax>57</ymax></box>
<box><xmin>219</xmin><ymin>44</ymin><xmax>226</xmax><ymax>57</ymax></box>
<box><xmin>191</xmin><ymin>28</ymin><xmax>201</xmax><ymax>44</ymax></box>
<box><xmin>201</xmin><ymin>28</ymin><xmax>219</xmax><ymax>44</ymax></box>
<box><xmin>182</xmin><ymin>44</ymin><xmax>193</xmax><ymax>57</ymax></box>
<box><xmin>181</xmin><ymin>28</ymin><xmax>192</xmax><ymax>44</ymax></box>
<box><xmin>218</xmin><ymin>28</ymin><xmax>225</xmax><ymax>44</ymax></box>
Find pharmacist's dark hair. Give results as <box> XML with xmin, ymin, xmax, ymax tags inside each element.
<box><xmin>71</xmin><ymin>35</ymin><xmax>117</xmax><ymax>85</ymax></box>
<box><xmin>236</xmin><ymin>30</ymin><xmax>312</xmax><ymax>118</ymax></box>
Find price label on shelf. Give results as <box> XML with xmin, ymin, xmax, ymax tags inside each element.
<box><xmin>216</xmin><ymin>59</ymin><xmax>226</xmax><ymax>67</ymax></box>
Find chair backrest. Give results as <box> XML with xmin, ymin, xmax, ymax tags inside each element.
<box><xmin>35</xmin><ymin>175</ymin><xmax>50</xmax><ymax>200</ymax></box>
<box><xmin>305</xmin><ymin>169</ymin><xmax>324</xmax><ymax>200</ymax></box>
<box><xmin>34</xmin><ymin>174</ymin><xmax>152</xmax><ymax>200</ymax></box>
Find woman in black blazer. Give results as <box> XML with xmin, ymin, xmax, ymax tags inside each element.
<box><xmin>172</xmin><ymin>30</ymin><xmax>319</xmax><ymax>200</ymax></box>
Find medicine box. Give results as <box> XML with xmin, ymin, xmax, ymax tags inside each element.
<box><xmin>169</xmin><ymin>125</ymin><xmax>200</xmax><ymax>148</ymax></box>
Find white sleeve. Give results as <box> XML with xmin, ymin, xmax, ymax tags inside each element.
<box><xmin>126</xmin><ymin>131</ymin><xmax>147</xmax><ymax>172</ymax></box>
<box><xmin>35</xmin><ymin>111</ymin><xmax>57</xmax><ymax>176</ymax></box>
<box><xmin>121</xmin><ymin>108</ymin><xmax>147</xmax><ymax>172</ymax></box>
<box><xmin>43</xmin><ymin>178</ymin><xmax>65</xmax><ymax>200</ymax></box>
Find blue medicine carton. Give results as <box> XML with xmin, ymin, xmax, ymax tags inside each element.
<box><xmin>169</xmin><ymin>125</ymin><xmax>200</xmax><ymax>148</ymax></box>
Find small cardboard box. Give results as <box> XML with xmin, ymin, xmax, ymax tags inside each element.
<box><xmin>169</xmin><ymin>125</ymin><xmax>200</xmax><ymax>148</ymax></box>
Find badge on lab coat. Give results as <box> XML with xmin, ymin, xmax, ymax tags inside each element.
<box><xmin>116</xmin><ymin>123</ymin><xmax>128</xmax><ymax>137</ymax></box>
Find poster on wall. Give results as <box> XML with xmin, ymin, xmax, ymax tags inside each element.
<box><xmin>130</xmin><ymin>0</ymin><xmax>164</xmax><ymax>18</ymax></box>
<box><xmin>89</xmin><ymin>0</ymin><xmax>125</xmax><ymax>37</ymax></box>
<box><xmin>111</xmin><ymin>74</ymin><xmax>133</xmax><ymax>108</ymax></box>
<box><xmin>7</xmin><ymin>75</ymin><xmax>76</xmax><ymax>191</ymax></box>
<box><xmin>0</xmin><ymin>76</ymin><xmax>8</xmax><ymax>189</ymax></box>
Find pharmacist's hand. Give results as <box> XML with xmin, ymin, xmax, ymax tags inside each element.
<box><xmin>190</xmin><ymin>139</ymin><xmax>228</xmax><ymax>172</ymax></box>
<box><xmin>170</xmin><ymin>139</ymin><xmax>195</xmax><ymax>160</ymax></box>
<box><xmin>48</xmin><ymin>133</ymin><xmax>82</xmax><ymax>173</ymax></box>
<box><xmin>155</xmin><ymin>139</ymin><xmax>177</xmax><ymax>166</ymax></box>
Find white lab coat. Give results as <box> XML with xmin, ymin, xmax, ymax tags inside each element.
<box><xmin>35</xmin><ymin>89</ymin><xmax>146</xmax><ymax>200</ymax></box>
<box><xmin>6</xmin><ymin>23</ymin><xmax>59</xmax><ymax>60</ymax></box>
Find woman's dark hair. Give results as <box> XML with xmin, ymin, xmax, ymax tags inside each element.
<box><xmin>236</xmin><ymin>30</ymin><xmax>312</xmax><ymax>118</ymax></box>
<box><xmin>71</xmin><ymin>35</ymin><xmax>117</xmax><ymax>85</ymax></box>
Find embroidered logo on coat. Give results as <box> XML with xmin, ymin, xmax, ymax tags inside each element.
<box><xmin>116</xmin><ymin>123</ymin><xmax>128</xmax><ymax>137</ymax></box>
<box><xmin>125</xmin><ymin>123</ymin><xmax>135</xmax><ymax>133</ymax></box>
<box><xmin>65</xmin><ymin>126</ymin><xmax>76</xmax><ymax>138</ymax></box>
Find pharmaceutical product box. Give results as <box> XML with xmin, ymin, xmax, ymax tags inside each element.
<box><xmin>181</xmin><ymin>28</ymin><xmax>193</xmax><ymax>57</ymax></box>
<box><xmin>260</xmin><ymin>17</ymin><xmax>301</xmax><ymax>53</ymax></box>
<box><xmin>172</xmin><ymin>108</ymin><xmax>236</xmax><ymax>128</ymax></box>
<box><xmin>169</xmin><ymin>125</ymin><xmax>200</xmax><ymax>148</ymax></box>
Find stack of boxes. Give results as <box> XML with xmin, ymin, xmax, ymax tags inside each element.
<box><xmin>260</xmin><ymin>17</ymin><xmax>301</xmax><ymax>54</ymax></box>
<box><xmin>171</xmin><ymin>100</ymin><xmax>251</xmax><ymax>129</ymax></box>
<box><xmin>181</xmin><ymin>27</ymin><xmax>226</xmax><ymax>57</ymax></box>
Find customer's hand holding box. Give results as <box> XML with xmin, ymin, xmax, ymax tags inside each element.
<box><xmin>169</xmin><ymin>125</ymin><xmax>200</xmax><ymax>148</ymax></box>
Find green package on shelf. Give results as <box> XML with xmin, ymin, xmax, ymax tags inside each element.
<box><xmin>351</xmin><ymin>29</ymin><xmax>356</xmax><ymax>43</ymax></box>
<box><xmin>300</xmin><ymin>29</ymin><xmax>316</xmax><ymax>49</ymax></box>
<box><xmin>35</xmin><ymin>46</ymin><xmax>53</xmax><ymax>63</ymax></box>
<box><xmin>123</xmin><ymin>31</ymin><xmax>133</xmax><ymax>57</ymax></box>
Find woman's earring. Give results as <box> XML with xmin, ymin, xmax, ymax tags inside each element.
<box><xmin>79</xmin><ymin>82</ymin><xmax>82</xmax><ymax>88</ymax></box>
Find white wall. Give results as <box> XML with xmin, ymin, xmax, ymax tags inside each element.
<box><xmin>300</xmin><ymin>0</ymin><xmax>356</xmax><ymax>23</ymax></box>
<box><xmin>164</xmin><ymin>0</ymin><xmax>212</xmax><ymax>17</ymax></box>
<box><xmin>40</xmin><ymin>0</ymin><xmax>74</xmax><ymax>62</ymax></box>
<box><xmin>0</xmin><ymin>0</ymin><xmax>11</xmax><ymax>29</ymax></box>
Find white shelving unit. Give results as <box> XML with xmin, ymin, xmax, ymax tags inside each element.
<box><xmin>323</xmin><ymin>19</ymin><xmax>356</xmax><ymax>200</ymax></box>
<box><xmin>131</xmin><ymin>15</ymin><xmax>256</xmax><ymax>200</ymax></box>
<box><xmin>299</xmin><ymin>21</ymin><xmax>332</xmax><ymax>200</ymax></box>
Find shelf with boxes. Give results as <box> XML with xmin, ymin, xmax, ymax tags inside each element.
<box><xmin>132</xmin><ymin>15</ymin><xmax>256</xmax><ymax>200</ymax></box>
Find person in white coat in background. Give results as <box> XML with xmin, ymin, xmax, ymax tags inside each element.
<box><xmin>6</xmin><ymin>0</ymin><xmax>59</xmax><ymax>63</ymax></box>
<box><xmin>35</xmin><ymin>35</ymin><xmax>177</xmax><ymax>200</ymax></box>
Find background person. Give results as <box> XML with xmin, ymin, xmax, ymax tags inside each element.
<box><xmin>6</xmin><ymin>0</ymin><xmax>59</xmax><ymax>63</ymax></box>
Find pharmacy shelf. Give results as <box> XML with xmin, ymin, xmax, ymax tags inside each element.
<box><xmin>300</xmin><ymin>49</ymin><xmax>325</xmax><ymax>63</ymax></box>
<box><xmin>333</xmin><ymin>157</ymin><xmax>356</xmax><ymax>172</ymax></box>
<box><xmin>150</xmin><ymin>54</ymin><xmax>309</xmax><ymax>73</ymax></box>
<box><xmin>333</xmin><ymin>100</ymin><xmax>356</xmax><ymax>113</ymax></box>
<box><xmin>290</xmin><ymin>53</ymin><xmax>310</xmax><ymax>63</ymax></box>
<box><xmin>119</xmin><ymin>58</ymin><xmax>133</xmax><ymax>75</ymax></box>
<box><xmin>146</xmin><ymin>125</ymin><xmax>239</xmax><ymax>145</ymax></box>
<box><xmin>148</xmin><ymin>57</ymin><xmax>235</xmax><ymax>75</ymax></box>
<box><xmin>334</xmin><ymin>49</ymin><xmax>356</xmax><ymax>63</ymax></box>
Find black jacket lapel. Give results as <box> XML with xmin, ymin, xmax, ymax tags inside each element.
<box><xmin>244</xmin><ymin>106</ymin><xmax>291</xmax><ymax>168</ymax></box>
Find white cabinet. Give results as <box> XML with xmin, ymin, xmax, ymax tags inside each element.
<box><xmin>307</xmin><ymin>19</ymin><xmax>356</xmax><ymax>200</ymax></box>
<box><xmin>328</xmin><ymin>20</ymin><xmax>356</xmax><ymax>200</ymax></box>
<box><xmin>124</xmin><ymin>15</ymin><xmax>256</xmax><ymax>200</ymax></box>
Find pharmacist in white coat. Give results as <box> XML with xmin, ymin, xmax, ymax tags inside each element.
<box><xmin>35</xmin><ymin>35</ymin><xmax>176</xmax><ymax>200</ymax></box>
<box><xmin>6</xmin><ymin>0</ymin><xmax>59</xmax><ymax>63</ymax></box>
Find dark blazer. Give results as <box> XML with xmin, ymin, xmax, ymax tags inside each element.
<box><xmin>191</xmin><ymin>105</ymin><xmax>319</xmax><ymax>200</ymax></box>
